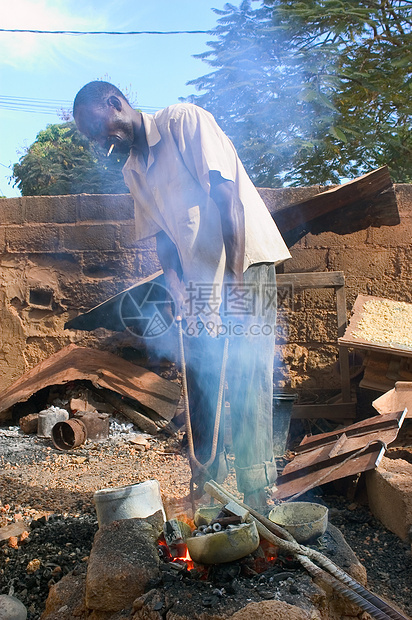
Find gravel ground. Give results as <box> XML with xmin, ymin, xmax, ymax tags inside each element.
<box><xmin>0</xmin><ymin>423</ymin><xmax>411</xmax><ymax>619</ymax></box>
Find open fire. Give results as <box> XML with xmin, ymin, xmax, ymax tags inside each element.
<box><xmin>158</xmin><ymin>510</ymin><xmax>279</xmax><ymax>577</ymax></box>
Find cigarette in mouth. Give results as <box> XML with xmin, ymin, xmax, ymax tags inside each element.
<box><xmin>107</xmin><ymin>144</ymin><xmax>115</xmax><ymax>157</ymax></box>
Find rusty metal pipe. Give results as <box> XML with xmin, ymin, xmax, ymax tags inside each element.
<box><xmin>51</xmin><ymin>419</ymin><xmax>87</xmax><ymax>450</ymax></box>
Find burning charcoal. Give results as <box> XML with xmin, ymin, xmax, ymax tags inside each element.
<box><xmin>163</xmin><ymin>519</ymin><xmax>191</xmax><ymax>558</ymax></box>
<box><xmin>158</xmin><ymin>544</ymin><xmax>171</xmax><ymax>562</ymax></box>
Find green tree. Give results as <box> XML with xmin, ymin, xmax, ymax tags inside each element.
<box><xmin>186</xmin><ymin>0</ymin><xmax>412</xmax><ymax>185</ymax></box>
<box><xmin>12</xmin><ymin>122</ymin><xmax>129</xmax><ymax>196</ymax></box>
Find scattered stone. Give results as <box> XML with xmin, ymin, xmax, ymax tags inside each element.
<box><xmin>0</xmin><ymin>594</ymin><xmax>27</xmax><ymax>620</ymax></box>
<box><xmin>19</xmin><ymin>413</ymin><xmax>38</xmax><ymax>434</ymax></box>
<box><xmin>85</xmin><ymin>517</ymin><xmax>161</xmax><ymax>612</ymax></box>
<box><xmin>41</xmin><ymin>570</ymin><xmax>87</xmax><ymax>620</ymax></box>
<box><xmin>0</xmin><ymin>521</ymin><xmax>30</xmax><ymax>542</ymax></box>
<box><xmin>8</xmin><ymin>536</ymin><xmax>19</xmax><ymax>549</ymax></box>
<box><xmin>26</xmin><ymin>558</ymin><xmax>41</xmax><ymax>573</ymax></box>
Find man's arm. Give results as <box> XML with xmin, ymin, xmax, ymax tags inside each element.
<box><xmin>209</xmin><ymin>170</ymin><xmax>245</xmax><ymax>284</ymax></box>
<box><xmin>156</xmin><ymin>231</ymin><xmax>185</xmax><ymax>316</ymax></box>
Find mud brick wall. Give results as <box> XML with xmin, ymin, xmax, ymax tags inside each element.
<box><xmin>0</xmin><ymin>185</ymin><xmax>411</xmax><ymax>394</ymax></box>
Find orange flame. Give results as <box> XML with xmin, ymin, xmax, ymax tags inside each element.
<box><xmin>158</xmin><ymin>536</ymin><xmax>194</xmax><ymax>571</ymax></box>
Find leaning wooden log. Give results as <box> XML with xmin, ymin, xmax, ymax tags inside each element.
<box><xmin>102</xmin><ymin>390</ymin><xmax>159</xmax><ymax>435</ymax></box>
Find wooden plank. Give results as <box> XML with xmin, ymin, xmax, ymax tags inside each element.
<box><xmin>277</xmin><ymin>272</ymin><xmax>345</xmax><ymax>289</ymax></box>
<box><xmin>335</xmin><ymin>284</ymin><xmax>351</xmax><ymax>401</ymax></box>
<box><xmin>102</xmin><ymin>391</ymin><xmax>160</xmax><ymax>435</ymax></box>
<box><xmin>273</xmin><ymin>166</ymin><xmax>395</xmax><ymax>234</ymax></box>
<box><xmin>292</xmin><ymin>402</ymin><xmax>357</xmax><ymax>421</ymax></box>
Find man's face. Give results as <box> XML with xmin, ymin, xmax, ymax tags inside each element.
<box><xmin>74</xmin><ymin>100</ymin><xmax>135</xmax><ymax>154</ymax></box>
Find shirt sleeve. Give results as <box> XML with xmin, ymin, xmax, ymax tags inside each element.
<box><xmin>170</xmin><ymin>104</ymin><xmax>238</xmax><ymax>194</ymax></box>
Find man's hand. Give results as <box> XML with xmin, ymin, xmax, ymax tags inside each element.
<box><xmin>156</xmin><ymin>231</ymin><xmax>186</xmax><ymax>319</ymax></box>
<box><xmin>167</xmin><ymin>275</ymin><xmax>186</xmax><ymax>319</ymax></box>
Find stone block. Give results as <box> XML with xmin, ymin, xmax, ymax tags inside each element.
<box><xmin>60</xmin><ymin>223</ymin><xmax>118</xmax><ymax>251</ymax></box>
<box><xmin>24</xmin><ymin>195</ymin><xmax>77</xmax><ymax>223</ymax></box>
<box><xmin>305</xmin><ymin>227</ymin><xmax>369</xmax><ymax>249</ymax></box>
<box><xmin>19</xmin><ymin>413</ymin><xmax>38</xmax><ymax>434</ymax></box>
<box><xmin>0</xmin><ymin>197</ymin><xmax>25</xmax><ymax>224</ymax></box>
<box><xmin>394</xmin><ymin>184</ymin><xmax>412</xmax><ymax>217</ymax></box>
<box><xmin>85</xmin><ymin>517</ymin><xmax>161</xmax><ymax>612</ymax></box>
<box><xmin>0</xmin><ymin>226</ymin><xmax>5</xmax><ymax>251</ymax></box>
<box><xmin>42</xmin><ymin>570</ymin><xmax>87</xmax><ymax>620</ymax></box>
<box><xmin>119</xmin><ymin>223</ymin><xmax>140</xmax><ymax>249</ymax></box>
<box><xmin>283</xmin><ymin>249</ymin><xmax>329</xmax><ymax>274</ymax></box>
<box><xmin>5</xmin><ymin>224</ymin><xmax>59</xmax><ymax>252</ymax></box>
<box><xmin>135</xmin><ymin>250</ymin><xmax>161</xmax><ymax>279</ymax></box>
<box><xmin>367</xmin><ymin>217</ymin><xmax>412</xmax><ymax>247</ymax></box>
<box><xmin>366</xmin><ymin>455</ymin><xmax>412</xmax><ymax>541</ymax></box>
<box><xmin>81</xmin><ymin>251</ymin><xmax>136</xmax><ymax>280</ymax></box>
<box><xmin>328</xmin><ymin>247</ymin><xmax>392</xmax><ymax>279</ymax></box>
<box><xmin>77</xmin><ymin>193</ymin><xmax>133</xmax><ymax>222</ymax></box>
<box><xmin>59</xmin><ymin>278</ymin><xmax>128</xmax><ymax>309</ymax></box>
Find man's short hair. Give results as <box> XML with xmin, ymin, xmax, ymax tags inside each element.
<box><xmin>73</xmin><ymin>81</ymin><xmax>128</xmax><ymax>116</ymax></box>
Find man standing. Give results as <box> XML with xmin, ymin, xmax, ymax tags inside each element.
<box><xmin>73</xmin><ymin>81</ymin><xmax>290</xmax><ymax>508</ymax></box>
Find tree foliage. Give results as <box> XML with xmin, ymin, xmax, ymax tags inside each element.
<box><xmin>12</xmin><ymin>122</ymin><xmax>128</xmax><ymax>196</ymax></box>
<box><xmin>186</xmin><ymin>0</ymin><xmax>412</xmax><ymax>186</ymax></box>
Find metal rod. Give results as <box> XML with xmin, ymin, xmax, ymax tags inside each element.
<box><xmin>177</xmin><ymin>319</ymin><xmax>229</xmax><ymax>493</ymax></box>
<box><xmin>298</xmin><ymin>554</ymin><xmax>393</xmax><ymax>620</ymax></box>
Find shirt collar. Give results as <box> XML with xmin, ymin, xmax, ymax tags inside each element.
<box><xmin>140</xmin><ymin>111</ymin><xmax>161</xmax><ymax>148</ymax></box>
<box><xmin>123</xmin><ymin>112</ymin><xmax>161</xmax><ymax>173</ymax></box>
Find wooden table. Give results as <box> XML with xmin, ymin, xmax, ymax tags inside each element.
<box><xmin>277</xmin><ymin>271</ymin><xmax>356</xmax><ymax>422</ymax></box>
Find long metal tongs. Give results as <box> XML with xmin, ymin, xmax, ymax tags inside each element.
<box><xmin>176</xmin><ymin>317</ymin><xmax>229</xmax><ymax>511</ymax></box>
<box><xmin>204</xmin><ymin>480</ymin><xmax>410</xmax><ymax>620</ymax></box>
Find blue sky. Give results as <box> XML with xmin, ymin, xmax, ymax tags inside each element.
<box><xmin>0</xmin><ymin>0</ymin><xmax>230</xmax><ymax>197</ymax></box>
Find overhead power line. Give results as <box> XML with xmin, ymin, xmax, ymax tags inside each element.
<box><xmin>0</xmin><ymin>28</ymin><xmax>212</xmax><ymax>36</ymax></box>
<box><xmin>0</xmin><ymin>96</ymin><xmax>162</xmax><ymax>116</ymax></box>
